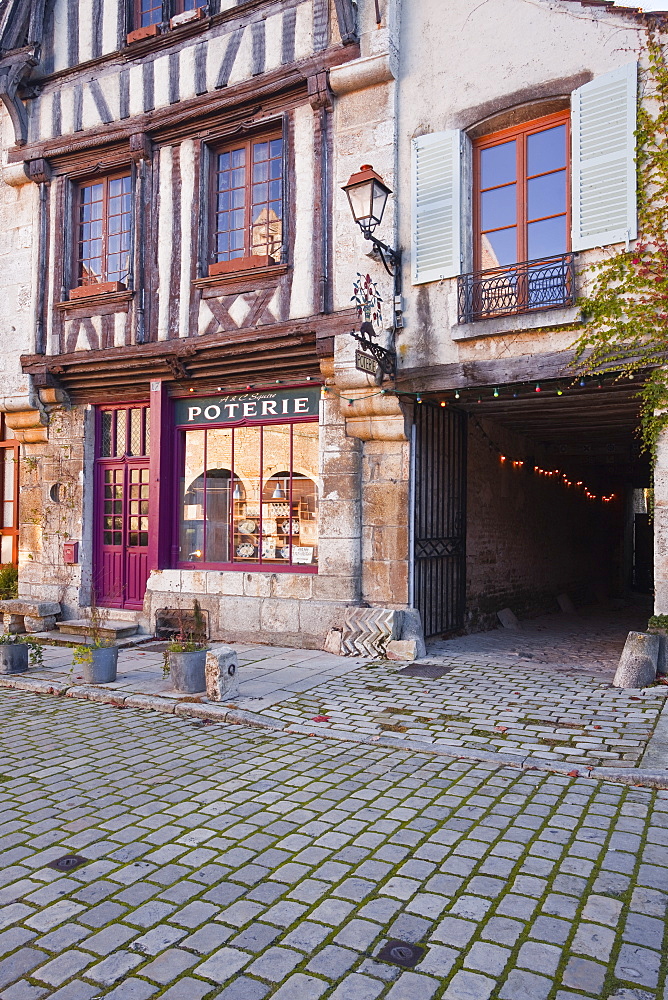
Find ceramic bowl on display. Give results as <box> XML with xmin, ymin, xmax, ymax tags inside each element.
<box><xmin>279</xmin><ymin>546</ymin><xmax>291</xmax><ymax>559</ymax></box>
<box><xmin>280</xmin><ymin>519</ymin><xmax>300</xmax><ymax>535</ymax></box>
<box><xmin>237</xmin><ymin>519</ymin><xmax>256</xmax><ymax>535</ymax></box>
<box><xmin>262</xmin><ymin>519</ymin><xmax>277</xmax><ymax>536</ymax></box>
<box><xmin>236</xmin><ymin>542</ymin><xmax>256</xmax><ymax>558</ymax></box>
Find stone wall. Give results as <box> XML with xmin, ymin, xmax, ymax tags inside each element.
<box><xmin>465</xmin><ymin>416</ymin><xmax>623</xmax><ymax>629</ymax></box>
<box><xmin>15</xmin><ymin>406</ymin><xmax>91</xmax><ymax>618</ymax></box>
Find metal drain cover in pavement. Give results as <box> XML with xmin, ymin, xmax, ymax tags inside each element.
<box><xmin>47</xmin><ymin>855</ymin><xmax>89</xmax><ymax>872</ymax></box>
<box><xmin>377</xmin><ymin>940</ymin><xmax>426</xmax><ymax>968</ymax></box>
<box><xmin>398</xmin><ymin>664</ymin><xmax>453</xmax><ymax>679</ymax></box>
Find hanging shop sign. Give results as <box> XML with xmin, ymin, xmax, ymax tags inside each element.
<box><xmin>355</xmin><ymin>350</ymin><xmax>378</xmax><ymax>375</ymax></box>
<box><xmin>175</xmin><ymin>387</ymin><xmax>321</xmax><ymax>425</ymax></box>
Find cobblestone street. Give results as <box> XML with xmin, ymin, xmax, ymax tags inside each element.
<box><xmin>0</xmin><ymin>690</ymin><xmax>667</xmax><ymax>1000</ymax></box>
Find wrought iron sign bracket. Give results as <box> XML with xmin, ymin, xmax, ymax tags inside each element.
<box><xmin>352</xmin><ymin>322</ymin><xmax>397</xmax><ymax>380</ymax></box>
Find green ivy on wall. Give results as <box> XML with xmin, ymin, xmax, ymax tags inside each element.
<box><xmin>573</xmin><ymin>22</ymin><xmax>668</xmax><ymax>458</ymax></box>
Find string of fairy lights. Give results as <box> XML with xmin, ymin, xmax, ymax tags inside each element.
<box><xmin>321</xmin><ymin>375</ymin><xmax>623</xmax><ymax>504</ymax></box>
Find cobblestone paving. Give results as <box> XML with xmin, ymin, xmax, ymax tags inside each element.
<box><xmin>263</xmin><ymin>659</ymin><xmax>668</xmax><ymax>768</ymax></box>
<box><xmin>0</xmin><ymin>690</ymin><xmax>667</xmax><ymax>1000</ymax></box>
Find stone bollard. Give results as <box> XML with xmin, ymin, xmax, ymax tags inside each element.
<box><xmin>612</xmin><ymin>632</ymin><xmax>660</xmax><ymax>689</ymax></box>
<box><xmin>399</xmin><ymin>609</ymin><xmax>427</xmax><ymax>658</ymax></box>
<box><xmin>205</xmin><ymin>645</ymin><xmax>239</xmax><ymax>702</ymax></box>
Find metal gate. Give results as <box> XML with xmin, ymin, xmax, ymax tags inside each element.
<box><xmin>413</xmin><ymin>404</ymin><xmax>468</xmax><ymax>637</ymax></box>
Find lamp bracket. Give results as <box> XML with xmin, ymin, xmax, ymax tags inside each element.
<box><xmin>362</xmin><ymin>231</ymin><xmax>400</xmax><ymax>277</ymax></box>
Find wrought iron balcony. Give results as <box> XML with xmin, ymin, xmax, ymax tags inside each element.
<box><xmin>457</xmin><ymin>252</ymin><xmax>576</xmax><ymax>324</ymax></box>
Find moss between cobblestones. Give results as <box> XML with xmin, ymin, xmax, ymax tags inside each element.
<box><xmin>0</xmin><ymin>691</ymin><xmax>665</xmax><ymax>999</ymax></box>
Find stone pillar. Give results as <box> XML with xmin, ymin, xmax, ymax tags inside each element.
<box><xmin>654</xmin><ymin>425</ymin><xmax>668</xmax><ymax>614</ymax></box>
<box><xmin>314</xmin><ymin>378</ymin><xmax>363</xmax><ymax>606</ymax></box>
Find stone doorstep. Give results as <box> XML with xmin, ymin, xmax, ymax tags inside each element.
<box><xmin>55</xmin><ymin>619</ymin><xmax>139</xmax><ymax>640</ymax></box>
<box><xmin>29</xmin><ymin>632</ymin><xmax>155</xmax><ymax>649</ymax></box>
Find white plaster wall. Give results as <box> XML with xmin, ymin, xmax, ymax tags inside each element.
<box><xmin>396</xmin><ymin>0</ymin><xmax>648</xmax><ymax>371</ymax></box>
<box><xmin>0</xmin><ymin>109</ymin><xmax>37</xmax><ymax>404</ymax></box>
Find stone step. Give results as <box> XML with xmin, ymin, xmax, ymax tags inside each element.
<box><xmin>30</xmin><ymin>631</ymin><xmax>154</xmax><ymax>649</ymax></box>
<box><xmin>55</xmin><ymin>619</ymin><xmax>139</xmax><ymax>641</ymax></box>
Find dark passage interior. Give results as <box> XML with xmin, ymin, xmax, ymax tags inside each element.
<box><xmin>462</xmin><ymin>378</ymin><xmax>651</xmax><ymax>631</ymax></box>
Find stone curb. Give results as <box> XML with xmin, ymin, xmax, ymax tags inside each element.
<box><xmin>1</xmin><ymin>674</ymin><xmax>667</xmax><ymax>788</ymax></box>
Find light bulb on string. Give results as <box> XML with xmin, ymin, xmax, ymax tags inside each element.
<box><xmin>579</xmin><ymin>378</ymin><xmax>586</xmax><ymax>387</ymax></box>
<box><xmin>440</xmin><ymin>400</ymin><xmax>446</xmax><ymax>407</ymax></box>
<box><xmin>535</xmin><ymin>383</ymin><xmax>541</xmax><ymax>392</ymax></box>
<box><xmin>416</xmin><ymin>395</ymin><xmax>422</xmax><ymax>404</ymax></box>
<box><xmin>455</xmin><ymin>390</ymin><xmax>460</xmax><ymax>399</ymax></box>
<box><xmin>557</xmin><ymin>389</ymin><xmax>563</xmax><ymax>396</ymax></box>
<box><xmin>493</xmin><ymin>387</ymin><xmax>499</xmax><ymax>398</ymax></box>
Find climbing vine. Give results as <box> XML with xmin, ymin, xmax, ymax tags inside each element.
<box><xmin>573</xmin><ymin>21</ymin><xmax>668</xmax><ymax>458</ymax></box>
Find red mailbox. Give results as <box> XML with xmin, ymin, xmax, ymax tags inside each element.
<box><xmin>63</xmin><ymin>542</ymin><xmax>79</xmax><ymax>564</ymax></box>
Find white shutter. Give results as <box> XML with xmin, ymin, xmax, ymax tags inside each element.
<box><xmin>411</xmin><ymin>130</ymin><xmax>462</xmax><ymax>284</ymax></box>
<box><xmin>572</xmin><ymin>62</ymin><xmax>637</xmax><ymax>251</ymax></box>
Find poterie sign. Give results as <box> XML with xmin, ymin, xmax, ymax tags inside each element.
<box><xmin>174</xmin><ymin>387</ymin><xmax>321</xmax><ymax>425</ymax></box>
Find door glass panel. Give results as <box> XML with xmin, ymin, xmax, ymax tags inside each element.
<box><xmin>101</xmin><ymin>412</ymin><xmax>113</xmax><ymax>457</ymax></box>
<box><xmin>205</xmin><ymin>429</ymin><xmax>232</xmax><ymax>564</ymax></box>
<box><xmin>115</xmin><ymin>410</ymin><xmax>126</xmax><ymax>457</ymax></box>
<box><xmin>129</xmin><ymin>409</ymin><xmax>142</xmax><ymax>456</ymax></box>
<box><xmin>1</xmin><ymin>535</ymin><xmax>13</xmax><ymax>562</ymax></box>
<box><xmin>180</xmin><ymin>430</ymin><xmax>205</xmax><ymax>562</ymax></box>
<box><xmin>2</xmin><ymin>451</ymin><xmax>14</xmax><ymax>527</ymax></box>
<box><xmin>144</xmin><ymin>408</ymin><xmax>150</xmax><ymax>456</ymax></box>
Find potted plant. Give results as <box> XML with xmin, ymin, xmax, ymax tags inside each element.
<box><xmin>0</xmin><ymin>633</ymin><xmax>44</xmax><ymax>674</ymax></box>
<box><xmin>648</xmin><ymin>615</ymin><xmax>668</xmax><ymax>676</ymax></box>
<box><xmin>72</xmin><ymin>602</ymin><xmax>118</xmax><ymax>684</ymax></box>
<box><xmin>164</xmin><ymin>600</ymin><xmax>208</xmax><ymax>693</ymax></box>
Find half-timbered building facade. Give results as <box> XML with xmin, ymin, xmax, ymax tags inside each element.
<box><xmin>0</xmin><ymin>0</ymin><xmax>402</xmax><ymax>645</ymax></box>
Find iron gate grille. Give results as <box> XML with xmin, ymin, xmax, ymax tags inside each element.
<box><xmin>414</xmin><ymin>404</ymin><xmax>468</xmax><ymax>637</ymax></box>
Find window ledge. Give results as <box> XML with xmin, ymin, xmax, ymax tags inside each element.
<box><xmin>56</xmin><ymin>288</ymin><xmax>133</xmax><ymax>311</ymax></box>
<box><xmin>452</xmin><ymin>304</ymin><xmax>582</xmax><ymax>341</ymax></box>
<box><xmin>194</xmin><ymin>263</ymin><xmax>288</xmax><ymax>290</ymax></box>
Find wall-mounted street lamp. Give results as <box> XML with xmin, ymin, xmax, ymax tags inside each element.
<box><xmin>342</xmin><ymin>164</ymin><xmax>400</xmax><ymax>277</ymax></box>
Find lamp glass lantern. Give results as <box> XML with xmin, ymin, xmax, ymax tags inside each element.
<box><xmin>342</xmin><ymin>164</ymin><xmax>392</xmax><ymax>236</ymax></box>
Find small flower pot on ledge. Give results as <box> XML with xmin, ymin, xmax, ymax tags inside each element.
<box><xmin>169</xmin><ymin>650</ymin><xmax>207</xmax><ymax>693</ymax></box>
<box><xmin>0</xmin><ymin>643</ymin><xmax>29</xmax><ymax>674</ymax></box>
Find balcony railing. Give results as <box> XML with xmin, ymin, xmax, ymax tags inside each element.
<box><xmin>457</xmin><ymin>252</ymin><xmax>576</xmax><ymax>324</ymax></box>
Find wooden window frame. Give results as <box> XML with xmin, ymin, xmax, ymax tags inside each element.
<box><xmin>175</xmin><ymin>413</ymin><xmax>319</xmax><ymax>574</ymax></box>
<box><xmin>71</xmin><ymin>171</ymin><xmax>133</xmax><ymax>299</ymax></box>
<box><xmin>208</xmin><ymin>130</ymin><xmax>285</xmax><ymax>278</ymax></box>
<box><xmin>0</xmin><ymin>415</ymin><xmax>20</xmax><ymax>567</ymax></box>
<box><xmin>473</xmin><ymin>110</ymin><xmax>571</xmax><ymax>273</ymax></box>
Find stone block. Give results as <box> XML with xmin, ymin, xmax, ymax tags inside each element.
<box><xmin>243</xmin><ymin>574</ymin><xmax>273</xmax><ymax>599</ymax></box>
<box><xmin>299</xmin><ymin>601</ymin><xmax>349</xmax><ymax>640</ymax></box>
<box><xmin>205</xmin><ymin>574</ymin><xmax>244</xmax><ymax>597</ymax></box>
<box><xmin>324</xmin><ymin>629</ymin><xmax>343</xmax><ymax>655</ymax></box>
<box><xmin>498</xmin><ymin>608</ymin><xmax>521</xmax><ymax>629</ymax></box>
<box><xmin>363</xmin><ymin>482</ymin><xmax>409</xmax><ymax>528</ymax></box>
<box><xmin>386</xmin><ymin>640</ymin><xmax>420</xmax><ymax>661</ymax></box>
<box><xmin>613</xmin><ymin>632</ymin><xmax>659</xmax><ymax>689</ymax></box>
<box><xmin>312</xmin><ymin>576</ymin><xmax>359</xmax><ymax>602</ymax></box>
<box><xmin>0</xmin><ymin>599</ymin><xmax>60</xmax><ymax>617</ymax></box>
<box><xmin>24</xmin><ymin>616</ymin><xmax>56</xmax><ymax>633</ymax></box>
<box><xmin>260</xmin><ymin>600</ymin><xmax>300</xmax><ymax>634</ymax></box>
<box><xmin>205</xmin><ymin>646</ymin><xmax>239</xmax><ymax>702</ymax></box>
<box><xmin>4</xmin><ymin>614</ymin><xmax>24</xmax><ymax>634</ymax></box>
<box><xmin>399</xmin><ymin>608</ymin><xmax>427</xmax><ymax>657</ymax></box>
<box><xmin>217</xmin><ymin>597</ymin><xmax>261</xmax><ymax>634</ymax></box>
<box><xmin>557</xmin><ymin>593</ymin><xmax>577</xmax><ymax>614</ymax></box>
<box><xmin>342</xmin><ymin>606</ymin><xmax>400</xmax><ymax>656</ymax></box>
<box><xmin>362</xmin><ymin>560</ymin><xmax>409</xmax><ymax>606</ymax></box>
<box><xmin>318</xmin><ymin>500</ymin><xmax>360</xmax><ymax>540</ymax></box>
<box><xmin>272</xmin><ymin>575</ymin><xmax>313</xmax><ymax>600</ymax></box>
